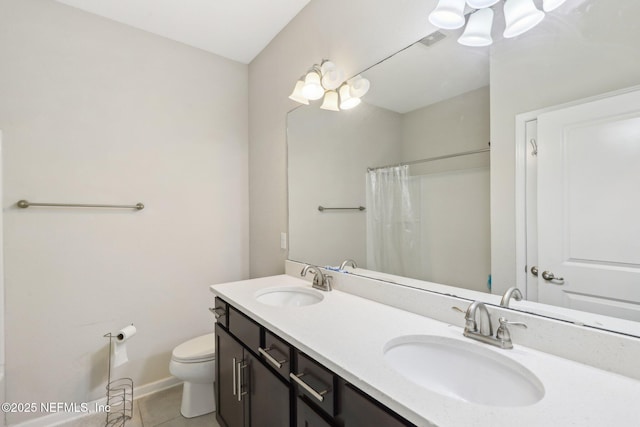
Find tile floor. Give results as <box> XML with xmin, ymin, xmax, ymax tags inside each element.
<box><xmin>60</xmin><ymin>385</ymin><xmax>220</xmax><ymax>427</ymax></box>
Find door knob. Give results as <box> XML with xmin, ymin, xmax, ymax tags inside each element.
<box><xmin>530</xmin><ymin>266</ymin><xmax>538</xmax><ymax>276</ymax></box>
<box><xmin>541</xmin><ymin>270</ymin><xmax>564</xmax><ymax>284</ymax></box>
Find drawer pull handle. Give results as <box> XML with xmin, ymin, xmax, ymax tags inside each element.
<box><xmin>236</xmin><ymin>360</ymin><xmax>247</xmax><ymax>402</ymax></box>
<box><xmin>258</xmin><ymin>346</ymin><xmax>287</xmax><ymax>369</ymax></box>
<box><xmin>289</xmin><ymin>372</ymin><xmax>330</xmax><ymax>402</ymax></box>
<box><xmin>209</xmin><ymin>307</ymin><xmax>226</xmax><ymax>319</ymax></box>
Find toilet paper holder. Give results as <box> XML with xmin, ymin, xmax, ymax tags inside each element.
<box><xmin>104</xmin><ymin>331</ymin><xmax>134</xmax><ymax>427</ymax></box>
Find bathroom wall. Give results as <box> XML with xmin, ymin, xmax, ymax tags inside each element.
<box><xmin>287</xmin><ymin>103</ymin><xmax>401</xmax><ymax>268</ymax></box>
<box><xmin>249</xmin><ymin>0</ymin><xmax>435</xmax><ymax>277</ymax></box>
<box><xmin>0</xmin><ymin>0</ymin><xmax>248</xmax><ymax>425</ymax></box>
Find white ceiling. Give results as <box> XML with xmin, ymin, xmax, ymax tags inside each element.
<box><xmin>54</xmin><ymin>0</ymin><xmax>311</xmax><ymax>64</ymax></box>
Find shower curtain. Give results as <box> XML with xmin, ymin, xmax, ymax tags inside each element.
<box><xmin>366</xmin><ymin>165</ymin><xmax>421</xmax><ymax>277</ymax></box>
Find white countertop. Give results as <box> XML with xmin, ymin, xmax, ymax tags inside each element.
<box><xmin>210</xmin><ymin>275</ymin><xmax>640</xmax><ymax>427</ymax></box>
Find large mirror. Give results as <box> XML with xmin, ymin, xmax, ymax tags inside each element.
<box><xmin>287</xmin><ymin>0</ymin><xmax>640</xmax><ymax>337</ymax></box>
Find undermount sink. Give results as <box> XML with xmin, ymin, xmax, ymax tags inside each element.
<box><xmin>255</xmin><ymin>286</ymin><xmax>324</xmax><ymax>307</ymax></box>
<box><xmin>383</xmin><ymin>335</ymin><xmax>544</xmax><ymax>407</ymax></box>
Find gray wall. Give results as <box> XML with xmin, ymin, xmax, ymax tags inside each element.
<box><xmin>0</xmin><ymin>0</ymin><xmax>248</xmax><ymax>424</ymax></box>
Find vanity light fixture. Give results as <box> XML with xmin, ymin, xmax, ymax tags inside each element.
<box><xmin>458</xmin><ymin>7</ymin><xmax>494</xmax><ymax>46</ymax></box>
<box><xmin>503</xmin><ymin>0</ymin><xmax>545</xmax><ymax>38</ymax></box>
<box><xmin>428</xmin><ymin>0</ymin><xmax>467</xmax><ymax>29</ymax></box>
<box><xmin>289</xmin><ymin>60</ymin><xmax>370</xmax><ymax>111</ymax></box>
<box><xmin>430</xmin><ymin>0</ymin><xmax>566</xmax><ymax>47</ymax></box>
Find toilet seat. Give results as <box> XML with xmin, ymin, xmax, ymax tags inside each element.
<box><xmin>172</xmin><ymin>333</ymin><xmax>215</xmax><ymax>363</ymax></box>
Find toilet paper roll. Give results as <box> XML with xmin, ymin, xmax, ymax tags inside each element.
<box><xmin>116</xmin><ymin>325</ymin><xmax>136</xmax><ymax>342</ymax></box>
<box><xmin>112</xmin><ymin>325</ymin><xmax>136</xmax><ymax>368</ymax></box>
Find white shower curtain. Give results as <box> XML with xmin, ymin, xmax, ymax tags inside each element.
<box><xmin>366</xmin><ymin>165</ymin><xmax>421</xmax><ymax>277</ymax></box>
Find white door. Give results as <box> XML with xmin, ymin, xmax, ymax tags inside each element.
<box><xmin>536</xmin><ymin>89</ymin><xmax>640</xmax><ymax>321</ymax></box>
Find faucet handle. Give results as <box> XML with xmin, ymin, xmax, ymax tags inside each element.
<box><xmin>496</xmin><ymin>317</ymin><xmax>527</xmax><ymax>349</ymax></box>
<box><xmin>498</xmin><ymin>317</ymin><xmax>527</xmax><ymax>329</ymax></box>
<box><xmin>324</xmin><ymin>275</ymin><xmax>333</xmax><ymax>291</ymax></box>
<box><xmin>452</xmin><ymin>306</ymin><xmax>477</xmax><ymax>332</ymax></box>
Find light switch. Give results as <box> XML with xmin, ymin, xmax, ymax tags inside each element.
<box><xmin>280</xmin><ymin>232</ymin><xmax>287</xmax><ymax>250</ymax></box>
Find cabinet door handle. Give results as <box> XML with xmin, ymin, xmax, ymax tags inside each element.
<box><xmin>209</xmin><ymin>306</ymin><xmax>226</xmax><ymax>319</ymax></box>
<box><xmin>258</xmin><ymin>346</ymin><xmax>287</xmax><ymax>369</ymax></box>
<box><xmin>237</xmin><ymin>360</ymin><xmax>247</xmax><ymax>402</ymax></box>
<box><xmin>232</xmin><ymin>357</ymin><xmax>237</xmax><ymax>396</ymax></box>
<box><xmin>289</xmin><ymin>372</ymin><xmax>330</xmax><ymax>402</ymax></box>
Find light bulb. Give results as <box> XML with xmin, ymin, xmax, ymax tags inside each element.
<box><xmin>301</xmin><ymin>70</ymin><xmax>324</xmax><ymax>100</ymax></box>
<box><xmin>339</xmin><ymin>85</ymin><xmax>361</xmax><ymax>110</ymax></box>
<box><xmin>503</xmin><ymin>0</ymin><xmax>545</xmax><ymax>39</ymax></box>
<box><xmin>288</xmin><ymin>79</ymin><xmax>309</xmax><ymax>104</ymax></box>
<box><xmin>458</xmin><ymin>8</ymin><xmax>494</xmax><ymax>47</ymax></box>
<box><xmin>428</xmin><ymin>0</ymin><xmax>466</xmax><ymax>30</ymax></box>
<box><xmin>466</xmin><ymin>0</ymin><xmax>500</xmax><ymax>8</ymax></box>
<box><xmin>320</xmin><ymin>90</ymin><xmax>340</xmax><ymax>111</ymax></box>
<box><xmin>347</xmin><ymin>75</ymin><xmax>370</xmax><ymax>98</ymax></box>
<box><xmin>320</xmin><ymin>61</ymin><xmax>344</xmax><ymax>90</ymax></box>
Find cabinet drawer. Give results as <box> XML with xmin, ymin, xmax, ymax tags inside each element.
<box><xmin>292</xmin><ymin>352</ymin><xmax>335</xmax><ymax>417</ymax></box>
<box><xmin>228</xmin><ymin>306</ymin><xmax>261</xmax><ymax>353</ymax></box>
<box><xmin>211</xmin><ymin>298</ymin><xmax>228</xmax><ymax>328</ymax></box>
<box><xmin>340</xmin><ymin>382</ymin><xmax>414</xmax><ymax>427</ymax></box>
<box><xmin>260</xmin><ymin>331</ymin><xmax>291</xmax><ymax>381</ymax></box>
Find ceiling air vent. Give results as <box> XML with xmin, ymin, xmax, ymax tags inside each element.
<box><xmin>418</xmin><ymin>31</ymin><xmax>446</xmax><ymax>47</ymax></box>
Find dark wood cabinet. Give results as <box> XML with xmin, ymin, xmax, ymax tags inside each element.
<box><xmin>216</xmin><ymin>304</ymin><xmax>290</xmax><ymax>427</ymax></box>
<box><xmin>248</xmin><ymin>351</ymin><xmax>289</xmax><ymax>427</ymax></box>
<box><xmin>338</xmin><ymin>382</ymin><xmax>409</xmax><ymax>427</ymax></box>
<box><xmin>296</xmin><ymin>397</ymin><xmax>334</xmax><ymax>427</ymax></box>
<box><xmin>216</xmin><ymin>324</ymin><xmax>247</xmax><ymax>427</ymax></box>
<box><xmin>215</xmin><ymin>298</ymin><xmax>415</xmax><ymax>427</ymax></box>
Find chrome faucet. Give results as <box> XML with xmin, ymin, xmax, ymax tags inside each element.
<box><xmin>463</xmin><ymin>301</ymin><xmax>493</xmax><ymax>337</ymax></box>
<box><xmin>500</xmin><ymin>287</ymin><xmax>524</xmax><ymax>307</ymax></box>
<box><xmin>300</xmin><ymin>265</ymin><xmax>332</xmax><ymax>291</ymax></box>
<box><xmin>453</xmin><ymin>301</ymin><xmax>527</xmax><ymax>349</ymax></box>
<box><xmin>339</xmin><ymin>259</ymin><xmax>358</xmax><ymax>270</ymax></box>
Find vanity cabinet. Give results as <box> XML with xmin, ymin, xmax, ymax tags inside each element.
<box><xmin>215</xmin><ymin>301</ymin><xmax>290</xmax><ymax>427</ymax></box>
<box><xmin>291</xmin><ymin>350</ymin><xmax>413</xmax><ymax>427</ymax></box>
<box><xmin>215</xmin><ymin>298</ymin><xmax>415</xmax><ymax>427</ymax></box>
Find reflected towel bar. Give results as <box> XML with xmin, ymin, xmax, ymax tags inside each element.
<box><xmin>318</xmin><ymin>206</ymin><xmax>365</xmax><ymax>212</ymax></box>
<box><xmin>17</xmin><ymin>200</ymin><xmax>144</xmax><ymax>210</ymax></box>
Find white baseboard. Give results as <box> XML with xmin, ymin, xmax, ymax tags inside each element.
<box><xmin>10</xmin><ymin>376</ymin><xmax>182</xmax><ymax>427</ymax></box>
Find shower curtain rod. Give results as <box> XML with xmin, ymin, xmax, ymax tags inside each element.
<box><xmin>367</xmin><ymin>146</ymin><xmax>490</xmax><ymax>172</ymax></box>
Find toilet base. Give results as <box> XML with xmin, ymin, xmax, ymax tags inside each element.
<box><xmin>180</xmin><ymin>381</ymin><xmax>215</xmax><ymax>418</ymax></box>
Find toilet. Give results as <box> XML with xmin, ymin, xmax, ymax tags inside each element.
<box><xmin>169</xmin><ymin>333</ymin><xmax>216</xmax><ymax>418</ymax></box>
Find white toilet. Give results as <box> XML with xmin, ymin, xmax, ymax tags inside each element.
<box><xmin>169</xmin><ymin>333</ymin><xmax>216</xmax><ymax>418</ymax></box>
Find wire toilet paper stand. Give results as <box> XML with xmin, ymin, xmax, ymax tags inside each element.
<box><xmin>104</xmin><ymin>332</ymin><xmax>134</xmax><ymax>427</ymax></box>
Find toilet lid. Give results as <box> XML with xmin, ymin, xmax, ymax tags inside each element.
<box><xmin>172</xmin><ymin>333</ymin><xmax>215</xmax><ymax>363</ymax></box>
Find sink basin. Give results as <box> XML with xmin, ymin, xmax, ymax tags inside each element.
<box><xmin>383</xmin><ymin>335</ymin><xmax>544</xmax><ymax>407</ymax></box>
<box><xmin>255</xmin><ymin>286</ymin><xmax>324</xmax><ymax>307</ymax></box>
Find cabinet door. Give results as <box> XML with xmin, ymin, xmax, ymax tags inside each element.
<box><xmin>248</xmin><ymin>352</ymin><xmax>290</xmax><ymax>427</ymax></box>
<box><xmin>296</xmin><ymin>397</ymin><xmax>333</xmax><ymax>427</ymax></box>
<box><xmin>216</xmin><ymin>325</ymin><xmax>247</xmax><ymax>427</ymax></box>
